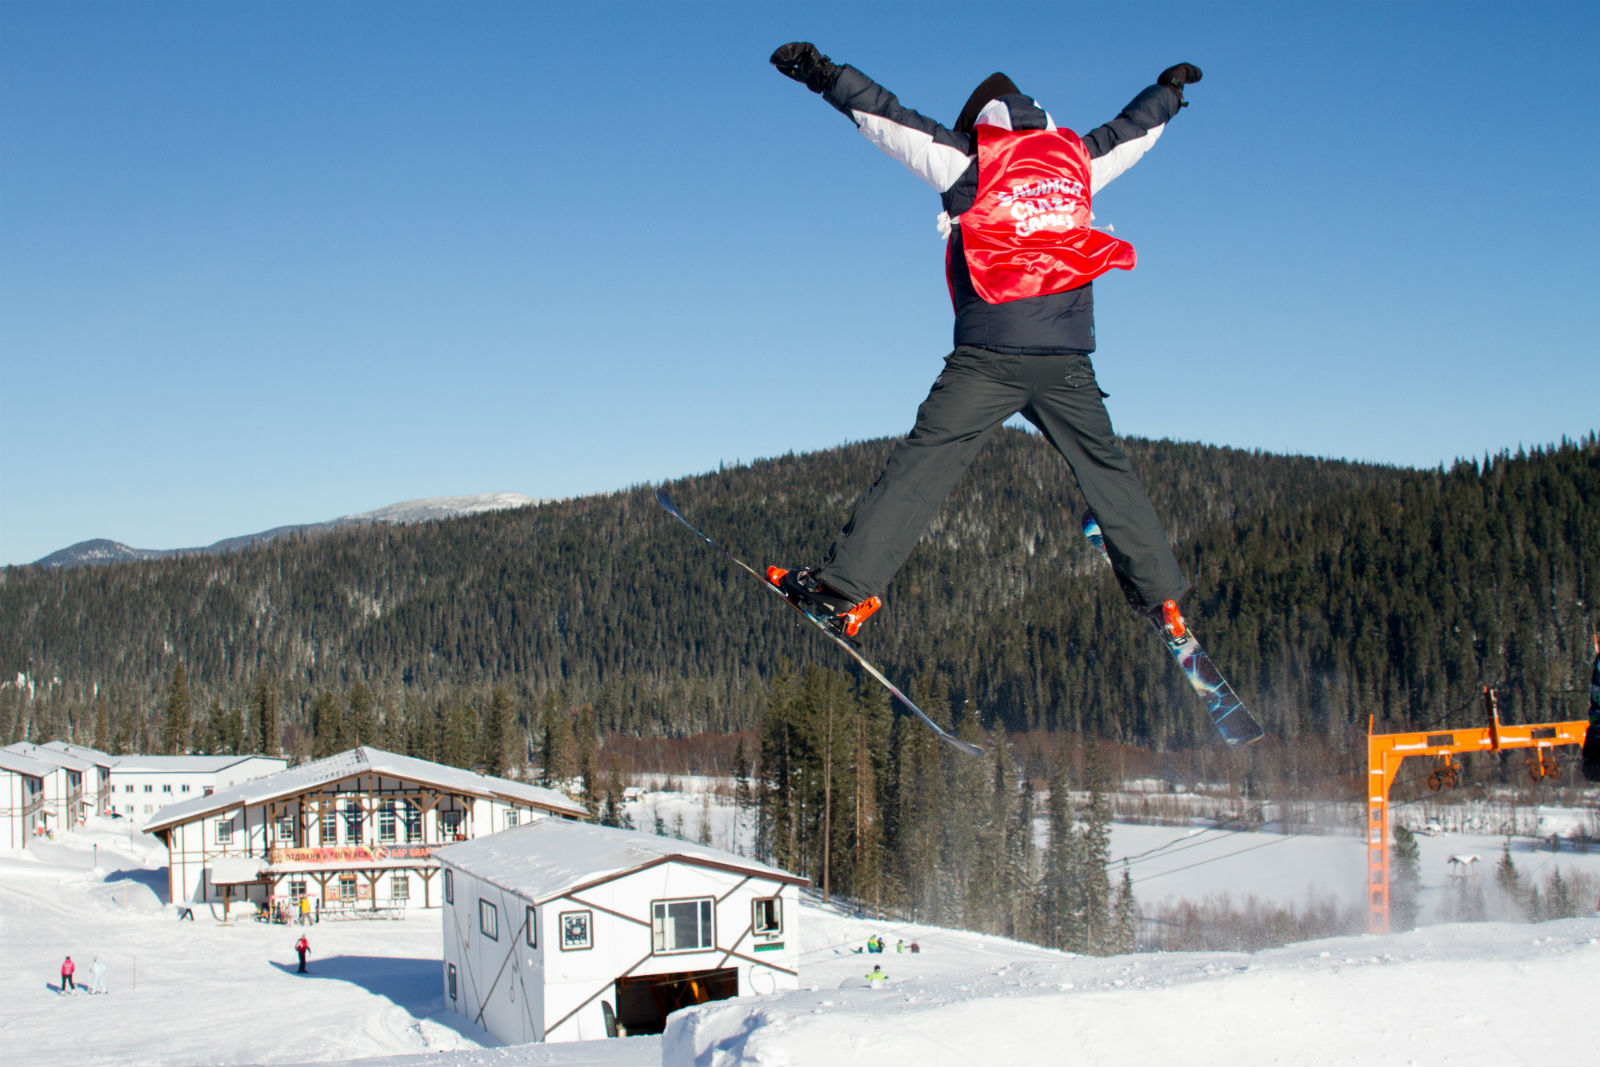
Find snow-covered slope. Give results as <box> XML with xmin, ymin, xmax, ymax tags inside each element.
<box><xmin>5</xmin><ymin>816</ymin><xmax>1598</xmax><ymax>1067</ymax></box>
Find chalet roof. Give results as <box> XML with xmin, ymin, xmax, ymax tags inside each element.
<box><xmin>141</xmin><ymin>746</ymin><xmax>586</xmax><ymax>833</ymax></box>
<box><xmin>41</xmin><ymin>741</ymin><xmax>118</xmax><ymax>768</ymax></box>
<box><xmin>0</xmin><ymin>749</ymin><xmax>56</xmax><ymax>779</ymax></box>
<box><xmin>2</xmin><ymin>742</ymin><xmax>93</xmax><ymax>774</ymax></box>
<box><xmin>109</xmin><ymin>754</ymin><xmax>281</xmax><ymax>773</ymax></box>
<box><xmin>434</xmin><ymin>818</ymin><xmax>806</xmax><ymax>904</ymax></box>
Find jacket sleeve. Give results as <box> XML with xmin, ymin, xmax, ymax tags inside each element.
<box><xmin>820</xmin><ymin>65</ymin><xmax>975</xmax><ymax>194</ymax></box>
<box><xmin>1081</xmin><ymin>84</ymin><xmax>1182</xmax><ymax>195</ymax></box>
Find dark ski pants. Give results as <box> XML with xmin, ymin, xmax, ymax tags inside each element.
<box><xmin>817</xmin><ymin>346</ymin><xmax>1188</xmax><ymax>608</ymax></box>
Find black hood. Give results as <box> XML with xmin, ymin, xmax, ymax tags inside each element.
<box><xmin>954</xmin><ymin>72</ymin><xmax>1021</xmax><ymax>134</ymax></box>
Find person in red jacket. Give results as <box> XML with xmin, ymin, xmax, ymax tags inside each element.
<box><xmin>60</xmin><ymin>956</ymin><xmax>76</xmax><ymax>994</ymax></box>
<box><xmin>295</xmin><ymin>935</ymin><xmax>311</xmax><ymax>974</ymax></box>
<box><xmin>767</xmin><ymin>43</ymin><xmax>1202</xmax><ymax>643</ymax></box>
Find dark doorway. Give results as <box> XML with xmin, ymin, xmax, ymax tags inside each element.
<box><xmin>614</xmin><ymin>967</ymin><xmax>738</xmax><ymax>1036</ymax></box>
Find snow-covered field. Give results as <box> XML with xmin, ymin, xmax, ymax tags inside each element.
<box><xmin>3</xmin><ymin>808</ymin><xmax>1598</xmax><ymax>1066</ymax></box>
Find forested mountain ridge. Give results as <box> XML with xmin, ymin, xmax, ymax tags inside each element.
<box><xmin>3</xmin><ymin>430</ymin><xmax>1596</xmax><ymax>753</ymax></box>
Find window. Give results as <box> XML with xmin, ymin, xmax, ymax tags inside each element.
<box><xmin>479</xmin><ymin>899</ymin><xmax>499</xmax><ymax>941</ymax></box>
<box><xmin>504</xmin><ymin>809</ymin><xmax>520</xmax><ymax>830</ymax></box>
<box><xmin>559</xmin><ymin>909</ymin><xmax>593</xmax><ymax>951</ymax></box>
<box><xmin>444</xmin><ymin>869</ymin><xmax>454</xmax><ymax>904</ymax></box>
<box><xmin>391</xmin><ymin>875</ymin><xmax>410</xmax><ymax>902</ymax></box>
<box><xmin>652</xmin><ymin>898</ymin><xmax>714</xmax><ymax>954</ymax></box>
<box><xmin>277</xmin><ymin>816</ymin><xmax>295</xmax><ymax>841</ymax></box>
<box><xmin>216</xmin><ymin>819</ymin><xmax>234</xmax><ymax>845</ymax></box>
<box><xmin>442</xmin><ymin>810</ymin><xmax>462</xmax><ymax>839</ymax></box>
<box><xmin>124</xmin><ymin>785</ymin><xmax>133</xmax><ymax>793</ymax></box>
<box><xmin>343</xmin><ymin>800</ymin><xmax>364</xmax><ymax>841</ymax></box>
<box><xmin>163</xmin><ymin>784</ymin><xmax>172</xmax><ymax>792</ymax></box>
<box><xmin>143</xmin><ymin>784</ymin><xmax>152</xmax><ymax>793</ymax></box>
<box><xmin>289</xmin><ymin>879</ymin><xmax>307</xmax><ymax>900</ymax></box>
<box><xmin>321</xmin><ymin>806</ymin><xmax>338</xmax><ymax>845</ymax></box>
<box><xmin>181</xmin><ymin>784</ymin><xmax>191</xmax><ymax>792</ymax></box>
<box><xmin>338</xmin><ymin>874</ymin><xmax>357</xmax><ymax>902</ymax></box>
<box><xmin>447</xmin><ymin>963</ymin><xmax>457</xmax><ymax>1001</ymax></box>
<box><xmin>753</xmin><ymin>896</ymin><xmax>783</xmax><ymax>936</ymax></box>
<box><xmin>378</xmin><ymin>801</ymin><xmax>396</xmax><ymax>843</ymax></box>
<box><xmin>402</xmin><ymin>801</ymin><xmax>421</xmax><ymax>842</ymax></box>
<box><xmin>525</xmin><ymin>906</ymin><xmax>538</xmax><ymax>948</ymax></box>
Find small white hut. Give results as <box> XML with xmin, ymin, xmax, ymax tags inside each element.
<box><xmin>436</xmin><ymin>820</ymin><xmax>805</xmax><ymax>1044</ymax></box>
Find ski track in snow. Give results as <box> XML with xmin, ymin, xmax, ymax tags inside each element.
<box><xmin>2</xmin><ymin>811</ymin><xmax>1598</xmax><ymax>1066</ymax></box>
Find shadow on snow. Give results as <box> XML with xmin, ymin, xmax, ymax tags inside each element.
<box><xmin>267</xmin><ymin>954</ymin><xmax>492</xmax><ymax>1044</ymax></box>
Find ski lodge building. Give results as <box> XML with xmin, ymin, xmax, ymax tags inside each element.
<box><xmin>106</xmin><ymin>752</ymin><xmax>287</xmax><ymax>821</ymax></box>
<box><xmin>1</xmin><ymin>741</ymin><xmax>96</xmax><ymax>833</ymax></box>
<box><xmin>142</xmin><ymin>746</ymin><xmax>587</xmax><ymax>917</ymax></box>
<box><xmin>0</xmin><ymin>749</ymin><xmax>53</xmax><ymax>848</ymax></box>
<box><xmin>40</xmin><ymin>741</ymin><xmax>117</xmax><ymax>817</ymax></box>
<box><xmin>436</xmin><ymin>820</ymin><xmax>805</xmax><ymax>1045</ymax></box>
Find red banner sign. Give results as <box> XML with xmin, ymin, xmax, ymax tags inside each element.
<box><xmin>270</xmin><ymin>844</ymin><xmax>436</xmax><ymax>864</ymax></box>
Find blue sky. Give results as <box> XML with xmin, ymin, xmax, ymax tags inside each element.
<box><xmin>2</xmin><ymin>1</ymin><xmax>1596</xmax><ymax>565</ymax></box>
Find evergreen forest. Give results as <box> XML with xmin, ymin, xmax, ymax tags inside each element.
<box><xmin>3</xmin><ymin>430</ymin><xmax>1597</xmax><ymax>765</ymax></box>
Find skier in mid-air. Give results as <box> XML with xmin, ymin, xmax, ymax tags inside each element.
<box><xmin>766</xmin><ymin>43</ymin><xmax>1203</xmax><ymax>642</ymax></box>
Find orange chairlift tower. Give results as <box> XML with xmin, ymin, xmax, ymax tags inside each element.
<box><xmin>1364</xmin><ymin>688</ymin><xmax>1589</xmax><ymax>933</ymax></box>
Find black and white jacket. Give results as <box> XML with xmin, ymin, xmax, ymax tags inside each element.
<box><xmin>821</xmin><ymin>66</ymin><xmax>1181</xmax><ymax>354</ymax></box>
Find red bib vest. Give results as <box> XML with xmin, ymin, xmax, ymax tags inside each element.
<box><xmin>956</xmin><ymin>125</ymin><xmax>1136</xmax><ymax>304</ymax></box>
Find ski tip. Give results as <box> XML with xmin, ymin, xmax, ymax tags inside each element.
<box><xmin>1080</xmin><ymin>510</ymin><xmax>1100</xmax><ymax>536</ymax></box>
<box><xmin>1221</xmin><ymin>722</ymin><xmax>1266</xmax><ymax>747</ymax></box>
<box><xmin>654</xmin><ymin>487</ymin><xmax>679</xmax><ymax>515</ymax></box>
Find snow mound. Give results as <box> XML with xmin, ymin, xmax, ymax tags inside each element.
<box><xmin>664</xmin><ymin>920</ymin><xmax>1600</xmax><ymax>1066</ymax></box>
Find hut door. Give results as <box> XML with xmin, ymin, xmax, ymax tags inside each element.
<box><xmin>614</xmin><ymin>967</ymin><xmax>738</xmax><ymax>1035</ymax></box>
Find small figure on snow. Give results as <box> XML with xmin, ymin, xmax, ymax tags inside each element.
<box><xmin>59</xmin><ymin>956</ymin><xmax>76</xmax><ymax>994</ymax></box>
<box><xmin>910</xmin><ymin>940</ymin><xmax>922</xmax><ymax>954</ymax></box>
<box><xmin>866</xmin><ymin>964</ymin><xmax>890</xmax><ymax>986</ymax></box>
<box><xmin>767</xmin><ymin>43</ymin><xmax>1203</xmax><ymax>642</ymax></box>
<box><xmin>91</xmin><ymin>957</ymin><xmax>107</xmax><ymax>995</ymax></box>
<box><xmin>298</xmin><ymin>895</ymin><xmax>312</xmax><ymax>926</ymax></box>
<box><xmin>295</xmin><ymin>935</ymin><xmax>311</xmax><ymax>974</ymax></box>
<box><xmin>896</xmin><ymin>939</ymin><xmax>906</xmax><ymax>953</ymax></box>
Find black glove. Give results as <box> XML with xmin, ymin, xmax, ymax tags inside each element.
<box><xmin>770</xmin><ymin>41</ymin><xmax>839</xmax><ymax>94</ymax></box>
<box><xmin>1158</xmin><ymin>62</ymin><xmax>1203</xmax><ymax>107</ymax></box>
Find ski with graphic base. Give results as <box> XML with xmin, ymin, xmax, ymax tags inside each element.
<box><xmin>656</xmin><ymin>488</ymin><xmax>983</xmax><ymax>756</ymax></box>
<box><xmin>1082</xmin><ymin>512</ymin><xmax>1263</xmax><ymax>747</ymax></box>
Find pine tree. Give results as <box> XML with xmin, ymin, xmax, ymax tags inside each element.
<box><xmin>1391</xmin><ymin>824</ymin><xmax>1422</xmax><ymax>930</ymax></box>
<box><xmin>1493</xmin><ymin>842</ymin><xmax>1522</xmax><ymax>921</ymax></box>
<box><xmin>483</xmin><ymin>687</ymin><xmax>513</xmax><ymax>777</ymax></box>
<box><xmin>347</xmin><ymin>682</ymin><xmax>376</xmax><ymax>748</ymax></box>
<box><xmin>438</xmin><ymin>703</ymin><xmax>476</xmax><ymax>769</ymax></box>
<box><xmin>161</xmin><ymin>664</ymin><xmax>191</xmax><ymax>755</ymax></box>
<box><xmin>601</xmin><ymin>764</ymin><xmax>633</xmax><ymax>829</ymax></box>
<box><xmin>253</xmin><ymin>675</ymin><xmax>279</xmax><ymax>756</ymax></box>
<box><xmin>1076</xmin><ymin>748</ymin><xmax>1114</xmax><ymax>954</ymax></box>
<box><xmin>1547</xmin><ymin>867</ymin><xmax>1576</xmax><ymax>919</ymax></box>
<box><xmin>92</xmin><ymin>697</ymin><xmax>109</xmax><ymax>752</ymax></box>
<box><xmin>1113</xmin><ymin>863</ymin><xmax>1139</xmax><ymax>954</ymax></box>
<box><xmin>310</xmin><ymin>690</ymin><xmax>344</xmax><ymax>759</ymax></box>
<box><xmin>698</xmin><ymin>793</ymin><xmax>714</xmax><ymax>846</ymax></box>
<box><xmin>538</xmin><ymin>702</ymin><xmax>575</xmax><ymax>788</ymax></box>
<box><xmin>576</xmin><ymin>705</ymin><xmax>600</xmax><ymax>815</ymax></box>
<box><xmin>732</xmin><ymin>736</ymin><xmax>754</xmax><ymax>855</ymax></box>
